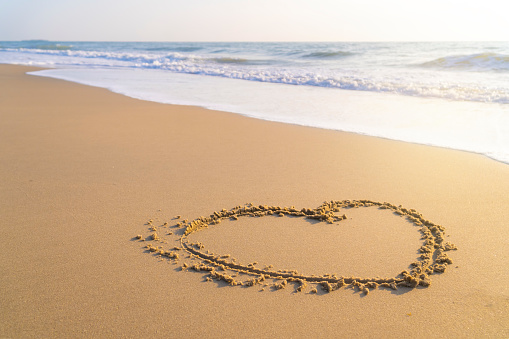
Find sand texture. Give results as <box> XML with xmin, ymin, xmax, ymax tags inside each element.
<box><xmin>1</xmin><ymin>65</ymin><xmax>508</xmax><ymax>338</ymax></box>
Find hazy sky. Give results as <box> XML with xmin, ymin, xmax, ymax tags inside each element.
<box><xmin>0</xmin><ymin>0</ymin><xmax>507</xmax><ymax>41</ymax></box>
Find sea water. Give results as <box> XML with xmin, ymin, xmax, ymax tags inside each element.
<box><xmin>1</xmin><ymin>41</ymin><xmax>508</xmax><ymax>164</ymax></box>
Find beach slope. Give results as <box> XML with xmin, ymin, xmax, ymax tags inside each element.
<box><xmin>1</xmin><ymin>65</ymin><xmax>508</xmax><ymax>338</ymax></box>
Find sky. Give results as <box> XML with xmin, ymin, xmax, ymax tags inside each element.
<box><xmin>0</xmin><ymin>0</ymin><xmax>507</xmax><ymax>42</ymax></box>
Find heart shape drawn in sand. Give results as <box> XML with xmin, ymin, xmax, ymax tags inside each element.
<box><xmin>136</xmin><ymin>200</ymin><xmax>457</xmax><ymax>295</ymax></box>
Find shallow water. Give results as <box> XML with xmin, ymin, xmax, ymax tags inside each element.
<box><xmin>2</xmin><ymin>41</ymin><xmax>508</xmax><ymax>164</ymax></box>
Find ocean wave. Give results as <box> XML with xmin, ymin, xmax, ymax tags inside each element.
<box><xmin>16</xmin><ymin>41</ymin><xmax>74</xmax><ymax>51</ymax></box>
<box><xmin>419</xmin><ymin>53</ymin><xmax>509</xmax><ymax>72</ymax></box>
<box><xmin>2</xmin><ymin>47</ymin><xmax>192</xmax><ymax>64</ymax></box>
<box><xmin>301</xmin><ymin>51</ymin><xmax>355</xmax><ymax>59</ymax></box>
<box><xmin>207</xmin><ymin>56</ymin><xmax>277</xmax><ymax>66</ymax></box>
<box><xmin>210</xmin><ymin>57</ymin><xmax>250</xmax><ymax>64</ymax></box>
<box><xmin>143</xmin><ymin>46</ymin><xmax>175</xmax><ymax>52</ymax></box>
<box><xmin>36</xmin><ymin>44</ymin><xmax>74</xmax><ymax>51</ymax></box>
<box><xmin>145</xmin><ymin>46</ymin><xmax>203</xmax><ymax>52</ymax></box>
<box><xmin>173</xmin><ymin>46</ymin><xmax>204</xmax><ymax>52</ymax></box>
<box><xmin>3</xmin><ymin>46</ymin><xmax>508</xmax><ymax>104</ymax></box>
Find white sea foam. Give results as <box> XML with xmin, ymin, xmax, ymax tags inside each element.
<box><xmin>2</xmin><ymin>41</ymin><xmax>508</xmax><ymax>164</ymax></box>
<box><xmin>28</xmin><ymin>68</ymin><xmax>509</xmax><ymax>165</ymax></box>
<box><xmin>2</xmin><ymin>43</ymin><xmax>509</xmax><ymax>104</ymax></box>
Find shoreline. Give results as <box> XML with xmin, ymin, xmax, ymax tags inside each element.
<box><xmin>1</xmin><ymin>64</ymin><xmax>508</xmax><ymax>338</ymax></box>
<box><xmin>27</xmin><ymin>66</ymin><xmax>509</xmax><ymax>166</ymax></box>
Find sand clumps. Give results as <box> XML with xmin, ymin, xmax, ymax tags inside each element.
<box><xmin>135</xmin><ymin>200</ymin><xmax>457</xmax><ymax>295</ymax></box>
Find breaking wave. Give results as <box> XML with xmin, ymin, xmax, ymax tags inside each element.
<box><xmin>301</xmin><ymin>51</ymin><xmax>355</xmax><ymax>59</ymax></box>
<box><xmin>2</xmin><ymin>44</ymin><xmax>508</xmax><ymax>104</ymax></box>
<box><xmin>419</xmin><ymin>53</ymin><xmax>509</xmax><ymax>72</ymax></box>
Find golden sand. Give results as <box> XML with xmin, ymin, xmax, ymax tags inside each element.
<box><xmin>2</xmin><ymin>65</ymin><xmax>509</xmax><ymax>337</ymax></box>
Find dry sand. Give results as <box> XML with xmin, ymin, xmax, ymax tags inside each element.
<box><xmin>1</xmin><ymin>64</ymin><xmax>508</xmax><ymax>338</ymax></box>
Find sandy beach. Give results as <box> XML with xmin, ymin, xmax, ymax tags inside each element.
<box><xmin>1</xmin><ymin>64</ymin><xmax>508</xmax><ymax>337</ymax></box>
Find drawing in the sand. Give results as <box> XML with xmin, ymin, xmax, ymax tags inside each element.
<box><xmin>135</xmin><ymin>200</ymin><xmax>457</xmax><ymax>295</ymax></box>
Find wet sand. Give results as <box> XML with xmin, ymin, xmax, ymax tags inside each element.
<box><xmin>1</xmin><ymin>64</ymin><xmax>508</xmax><ymax>338</ymax></box>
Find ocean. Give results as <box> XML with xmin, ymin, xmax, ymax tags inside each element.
<box><xmin>1</xmin><ymin>40</ymin><xmax>508</xmax><ymax>164</ymax></box>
